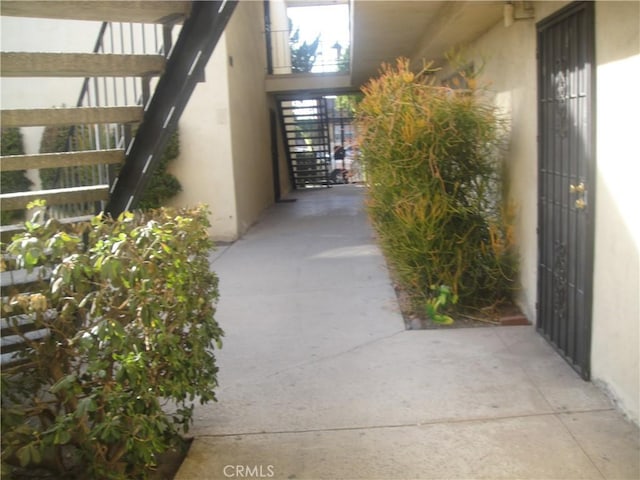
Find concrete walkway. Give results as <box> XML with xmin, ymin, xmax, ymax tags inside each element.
<box><xmin>175</xmin><ymin>186</ymin><xmax>639</xmax><ymax>480</ymax></box>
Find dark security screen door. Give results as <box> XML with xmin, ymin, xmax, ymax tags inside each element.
<box><xmin>537</xmin><ymin>1</ymin><xmax>595</xmax><ymax>379</ymax></box>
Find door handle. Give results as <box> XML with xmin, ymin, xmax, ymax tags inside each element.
<box><xmin>570</xmin><ymin>182</ymin><xmax>586</xmax><ymax>193</ymax></box>
<box><xmin>570</xmin><ymin>182</ymin><xmax>587</xmax><ymax>209</ymax></box>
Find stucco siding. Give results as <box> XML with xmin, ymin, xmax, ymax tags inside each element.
<box><xmin>591</xmin><ymin>0</ymin><xmax>640</xmax><ymax>423</ymax></box>
<box><xmin>463</xmin><ymin>0</ymin><xmax>639</xmax><ymax>423</ymax></box>
<box><xmin>169</xmin><ymin>36</ymin><xmax>237</xmax><ymax>241</ymax></box>
<box><xmin>225</xmin><ymin>0</ymin><xmax>274</xmax><ymax>238</ymax></box>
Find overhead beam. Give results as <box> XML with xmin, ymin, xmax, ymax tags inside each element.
<box><xmin>0</xmin><ymin>1</ymin><xmax>191</xmax><ymax>24</ymax></box>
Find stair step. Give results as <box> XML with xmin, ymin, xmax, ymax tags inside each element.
<box><xmin>1</xmin><ymin>215</ymin><xmax>94</xmax><ymax>242</ymax></box>
<box><xmin>289</xmin><ymin>147</ymin><xmax>328</xmax><ymax>151</ymax></box>
<box><xmin>284</xmin><ymin>129</ymin><xmax>326</xmax><ymax>134</ymax></box>
<box><xmin>1</xmin><ymin>106</ymin><xmax>143</xmax><ymax>127</ymax></box>
<box><xmin>287</xmin><ymin>140</ymin><xmax>328</xmax><ymax>145</ymax></box>
<box><xmin>0</xmin><ymin>1</ymin><xmax>191</xmax><ymax>24</ymax></box>
<box><xmin>2</xmin><ymin>329</ymin><xmax>50</xmax><ymax>355</ymax></box>
<box><xmin>295</xmin><ymin>182</ymin><xmax>329</xmax><ymax>187</ymax></box>
<box><xmin>283</xmin><ymin>118</ymin><xmax>322</xmax><ymax>124</ymax></box>
<box><xmin>0</xmin><ymin>267</ymin><xmax>52</xmax><ymax>289</ymax></box>
<box><xmin>1</xmin><ymin>315</ymin><xmax>48</xmax><ymax>336</ymax></box>
<box><xmin>1</xmin><ymin>52</ymin><xmax>165</xmax><ymax>78</ymax></box>
<box><xmin>294</xmin><ymin>174</ymin><xmax>330</xmax><ymax>179</ymax></box>
<box><xmin>1</xmin><ymin>149</ymin><xmax>124</xmax><ymax>172</ymax></box>
<box><xmin>286</xmin><ymin>131</ymin><xmax>327</xmax><ymax>136</ymax></box>
<box><xmin>281</xmin><ymin>114</ymin><xmax>322</xmax><ymax>119</ymax></box>
<box><xmin>1</xmin><ymin>185</ymin><xmax>110</xmax><ymax>211</ymax></box>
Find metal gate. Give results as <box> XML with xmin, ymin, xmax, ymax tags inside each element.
<box><xmin>536</xmin><ymin>1</ymin><xmax>595</xmax><ymax>379</ymax></box>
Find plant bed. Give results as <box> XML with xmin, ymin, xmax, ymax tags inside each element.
<box><xmin>397</xmin><ymin>282</ymin><xmax>529</xmax><ymax>330</ymax></box>
<box><xmin>357</xmin><ymin>57</ymin><xmax>520</xmax><ymax>322</ymax></box>
<box><xmin>149</xmin><ymin>438</ymin><xmax>192</xmax><ymax>480</ymax></box>
<box><xmin>385</xmin><ymin>256</ymin><xmax>528</xmax><ymax>330</ymax></box>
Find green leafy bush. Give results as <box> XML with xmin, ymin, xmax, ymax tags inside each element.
<box><xmin>356</xmin><ymin>58</ymin><xmax>517</xmax><ymax>312</ymax></box>
<box><xmin>1</xmin><ymin>205</ymin><xmax>221</xmax><ymax>479</ymax></box>
<box><xmin>137</xmin><ymin>131</ymin><xmax>182</xmax><ymax>210</ymax></box>
<box><xmin>1</xmin><ymin>128</ymin><xmax>32</xmax><ymax>224</ymax></box>
<box><xmin>39</xmin><ymin>125</ymin><xmax>181</xmax><ymax>209</ymax></box>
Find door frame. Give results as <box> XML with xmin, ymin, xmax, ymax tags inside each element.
<box><xmin>536</xmin><ymin>1</ymin><xmax>597</xmax><ymax>379</ymax></box>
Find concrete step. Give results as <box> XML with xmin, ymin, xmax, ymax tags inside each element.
<box><xmin>0</xmin><ymin>1</ymin><xmax>191</xmax><ymax>24</ymax></box>
<box><xmin>1</xmin><ymin>52</ymin><xmax>165</xmax><ymax>78</ymax></box>
<box><xmin>1</xmin><ymin>106</ymin><xmax>143</xmax><ymax>127</ymax></box>
<box><xmin>0</xmin><ymin>149</ymin><xmax>124</xmax><ymax>172</ymax></box>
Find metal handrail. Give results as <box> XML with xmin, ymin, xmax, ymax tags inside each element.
<box><xmin>265</xmin><ymin>28</ymin><xmax>350</xmax><ymax>74</ymax></box>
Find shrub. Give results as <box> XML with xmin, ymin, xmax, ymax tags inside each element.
<box><xmin>137</xmin><ymin>131</ymin><xmax>182</xmax><ymax>210</ymax></box>
<box><xmin>1</xmin><ymin>204</ymin><xmax>221</xmax><ymax>479</ymax></box>
<box><xmin>39</xmin><ymin>125</ymin><xmax>182</xmax><ymax>209</ymax></box>
<box><xmin>1</xmin><ymin>128</ymin><xmax>33</xmax><ymax>224</ymax></box>
<box><xmin>356</xmin><ymin>58</ymin><xmax>516</xmax><ymax>312</ymax></box>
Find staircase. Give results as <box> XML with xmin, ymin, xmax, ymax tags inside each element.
<box><xmin>0</xmin><ymin>0</ymin><xmax>237</xmax><ymax>366</ymax></box>
<box><xmin>278</xmin><ymin>97</ymin><xmax>331</xmax><ymax>189</ymax></box>
<box><xmin>0</xmin><ymin>0</ymin><xmax>237</xmax><ymax>224</ymax></box>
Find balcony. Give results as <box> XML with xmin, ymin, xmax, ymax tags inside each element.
<box><xmin>264</xmin><ymin>1</ymin><xmax>353</xmax><ymax>94</ymax></box>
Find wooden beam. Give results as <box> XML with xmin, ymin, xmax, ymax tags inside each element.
<box><xmin>1</xmin><ymin>53</ymin><xmax>165</xmax><ymax>78</ymax></box>
<box><xmin>0</xmin><ymin>149</ymin><xmax>125</xmax><ymax>172</ymax></box>
<box><xmin>1</xmin><ymin>107</ymin><xmax>143</xmax><ymax>127</ymax></box>
<box><xmin>0</xmin><ymin>185</ymin><xmax>110</xmax><ymax>211</ymax></box>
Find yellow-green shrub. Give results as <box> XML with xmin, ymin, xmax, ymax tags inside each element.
<box><xmin>356</xmin><ymin>58</ymin><xmax>516</xmax><ymax>311</ymax></box>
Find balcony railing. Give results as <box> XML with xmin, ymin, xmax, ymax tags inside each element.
<box><xmin>266</xmin><ymin>29</ymin><xmax>349</xmax><ymax>75</ymax></box>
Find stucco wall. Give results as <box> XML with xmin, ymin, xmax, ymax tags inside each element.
<box><xmin>270</xmin><ymin>0</ymin><xmax>292</xmax><ymax>74</ymax></box>
<box><xmin>462</xmin><ymin>1</ymin><xmax>639</xmax><ymax>423</ymax></box>
<box><xmin>164</xmin><ymin>1</ymin><xmax>276</xmax><ymax>241</ymax></box>
<box><xmin>168</xmin><ymin>36</ymin><xmax>237</xmax><ymax>241</ymax></box>
<box><xmin>591</xmin><ymin>0</ymin><xmax>640</xmax><ymax>423</ymax></box>
<box><xmin>225</xmin><ymin>0</ymin><xmax>275</xmax><ymax>238</ymax></box>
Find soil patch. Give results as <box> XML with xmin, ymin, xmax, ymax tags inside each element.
<box><xmin>149</xmin><ymin>437</ymin><xmax>192</xmax><ymax>480</ymax></box>
<box><xmin>393</xmin><ymin>282</ymin><xmax>529</xmax><ymax>330</ymax></box>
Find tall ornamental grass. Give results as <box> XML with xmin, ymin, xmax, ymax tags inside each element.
<box><xmin>356</xmin><ymin>58</ymin><xmax>517</xmax><ymax>312</ymax></box>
